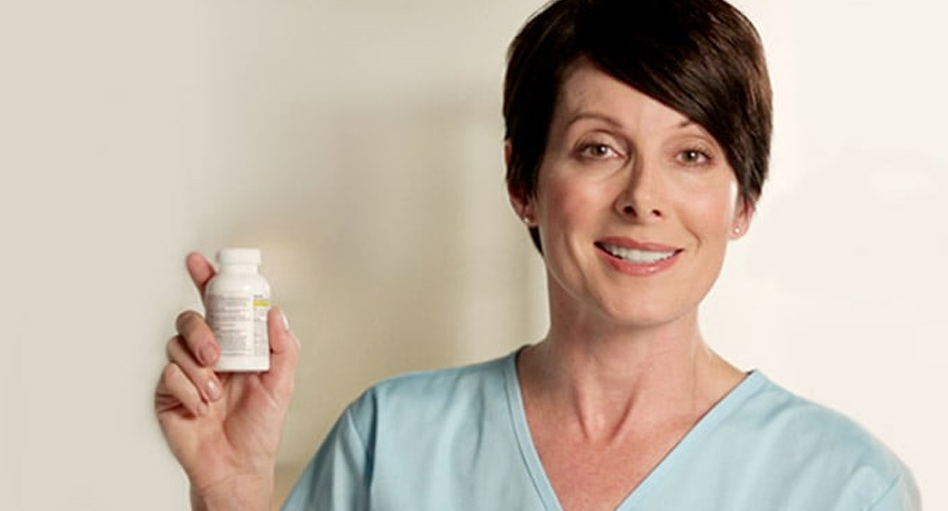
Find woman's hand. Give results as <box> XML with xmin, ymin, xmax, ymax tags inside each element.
<box><xmin>155</xmin><ymin>252</ymin><xmax>301</xmax><ymax>511</ymax></box>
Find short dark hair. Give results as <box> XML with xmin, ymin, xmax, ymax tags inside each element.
<box><xmin>504</xmin><ymin>0</ymin><xmax>772</xmax><ymax>251</ymax></box>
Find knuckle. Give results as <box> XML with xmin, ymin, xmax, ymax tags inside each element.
<box><xmin>165</xmin><ymin>335</ymin><xmax>182</xmax><ymax>359</ymax></box>
<box><xmin>161</xmin><ymin>362</ymin><xmax>181</xmax><ymax>383</ymax></box>
<box><xmin>175</xmin><ymin>309</ymin><xmax>204</xmax><ymax>333</ymax></box>
<box><xmin>166</xmin><ymin>335</ymin><xmax>199</xmax><ymax>366</ymax></box>
<box><xmin>161</xmin><ymin>363</ymin><xmax>202</xmax><ymax>404</ymax></box>
<box><xmin>176</xmin><ymin>310</ymin><xmax>214</xmax><ymax>347</ymax></box>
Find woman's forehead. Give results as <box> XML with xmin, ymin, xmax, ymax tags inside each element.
<box><xmin>554</xmin><ymin>61</ymin><xmax>699</xmax><ymax>135</ymax></box>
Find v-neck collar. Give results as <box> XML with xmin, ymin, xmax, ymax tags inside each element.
<box><xmin>501</xmin><ymin>349</ymin><xmax>769</xmax><ymax>511</ymax></box>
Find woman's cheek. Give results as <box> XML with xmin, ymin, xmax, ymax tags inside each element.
<box><xmin>548</xmin><ymin>176</ymin><xmax>604</xmax><ymax>226</ymax></box>
<box><xmin>672</xmin><ymin>176</ymin><xmax>738</xmax><ymax>231</ymax></box>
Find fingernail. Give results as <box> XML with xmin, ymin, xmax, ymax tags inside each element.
<box><xmin>199</xmin><ymin>344</ymin><xmax>217</xmax><ymax>366</ymax></box>
<box><xmin>281</xmin><ymin>311</ymin><xmax>290</xmax><ymax>332</ymax></box>
<box><xmin>206</xmin><ymin>379</ymin><xmax>221</xmax><ymax>401</ymax></box>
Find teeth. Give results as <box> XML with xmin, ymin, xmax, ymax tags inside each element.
<box><xmin>600</xmin><ymin>243</ymin><xmax>676</xmax><ymax>264</ymax></box>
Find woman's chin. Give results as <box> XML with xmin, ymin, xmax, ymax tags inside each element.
<box><xmin>588</xmin><ymin>303</ymin><xmax>697</xmax><ymax>334</ymax></box>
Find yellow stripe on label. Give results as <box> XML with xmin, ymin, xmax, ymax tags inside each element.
<box><xmin>254</xmin><ymin>300</ymin><xmax>271</xmax><ymax>307</ymax></box>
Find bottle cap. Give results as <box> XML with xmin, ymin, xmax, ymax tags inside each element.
<box><xmin>216</xmin><ymin>248</ymin><xmax>261</xmax><ymax>265</ymax></box>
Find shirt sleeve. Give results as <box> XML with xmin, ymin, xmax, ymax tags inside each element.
<box><xmin>280</xmin><ymin>404</ymin><xmax>373</xmax><ymax>511</ymax></box>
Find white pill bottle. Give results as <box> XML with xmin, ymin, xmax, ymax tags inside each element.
<box><xmin>205</xmin><ymin>248</ymin><xmax>271</xmax><ymax>372</ymax></box>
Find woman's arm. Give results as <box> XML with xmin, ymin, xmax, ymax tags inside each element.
<box><xmin>155</xmin><ymin>253</ymin><xmax>301</xmax><ymax>511</ymax></box>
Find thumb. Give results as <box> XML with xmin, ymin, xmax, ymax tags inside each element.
<box><xmin>261</xmin><ymin>306</ymin><xmax>300</xmax><ymax>403</ymax></box>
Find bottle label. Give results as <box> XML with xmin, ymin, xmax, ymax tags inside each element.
<box><xmin>253</xmin><ymin>294</ymin><xmax>270</xmax><ymax>356</ymax></box>
<box><xmin>207</xmin><ymin>293</ymin><xmax>270</xmax><ymax>357</ymax></box>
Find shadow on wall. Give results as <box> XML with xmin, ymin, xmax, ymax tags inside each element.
<box><xmin>194</xmin><ymin>94</ymin><xmax>543</xmax><ymax>504</ymax></box>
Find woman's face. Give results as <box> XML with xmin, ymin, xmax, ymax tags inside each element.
<box><xmin>512</xmin><ymin>60</ymin><xmax>752</xmax><ymax>332</ymax></box>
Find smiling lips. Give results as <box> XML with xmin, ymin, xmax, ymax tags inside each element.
<box><xmin>595</xmin><ymin>239</ymin><xmax>682</xmax><ymax>275</ymax></box>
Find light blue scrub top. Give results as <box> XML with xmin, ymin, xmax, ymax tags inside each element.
<box><xmin>282</xmin><ymin>351</ymin><xmax>920</xmax><ymax>511</ymax></box>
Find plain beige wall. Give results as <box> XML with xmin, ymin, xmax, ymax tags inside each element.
<box><xmin>1</xmin><ymin>1</ymin><xmax>944</xmax><ymax>510</ymax></box>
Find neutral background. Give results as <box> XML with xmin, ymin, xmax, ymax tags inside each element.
<box><xmin>1</xmin><ymin>0</ymin><xmax>944</xmax><ymax>509</ymax></box>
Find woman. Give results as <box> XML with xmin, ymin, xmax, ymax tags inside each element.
<box><xmin>156</xmin><ymin>0</ymin><xmax>920</xmax><ymax>509</ymax></box>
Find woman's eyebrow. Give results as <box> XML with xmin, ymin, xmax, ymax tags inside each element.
<box><xmin>566</xmin><ymin>111</ymin><xmax>624</xmax><ymax>129</ymax></box>
<box><xmin>567</xmin><ymin>112</ymin><xmax>697</xmax><ymax>131</ymax></box>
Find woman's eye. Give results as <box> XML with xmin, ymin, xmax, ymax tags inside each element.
<box><xmin>678</xmin><ymin>148</ymin><xmax>711</xmax><ymax>165</ymax></box>
<box><xmin>579</xmin><ymin>143</ymin><xmax>618</xmax><ymax>159</ymax></box>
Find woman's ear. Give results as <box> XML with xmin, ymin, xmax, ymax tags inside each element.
<box><xmin>505</xmin><ymin>140</ymin><xmax>537</xmax><ymax>226</ymax></box>
<box><xmin>730</xmin><ymin>197</ymin><xmax>755</xmax><ymax>240</ymax></box>
<box><xmin>508</xmin><ymin>190</ymin><xmax>536</xmax><ymax>227</ymax></box>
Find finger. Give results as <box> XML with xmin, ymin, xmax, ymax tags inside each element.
<box><xmin>186</xmin><ymin>252</ymin><xmax>216</xmax><ymax>299</ymax></box>
<box><xmin>166</xmin><ymin>335</ymin><xmax>223</xmax><ymax>403</ymax></box>
<box><xmin>175</xmin><ymin>310</ymin><xmax>219</xmax><ymax>368</ymax></box>
<box><xmin>261</xmin><ymin>307</ymin><xmax>300</xmax><ymax>402</ymax></box>
<box><xmin>156</xmin><ymin>362</ymin><xmax>209</xmax><ymax>417</ymax></box>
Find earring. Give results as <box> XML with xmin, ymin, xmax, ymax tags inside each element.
<box><xmin>733</xmin><ymin>227</ymin><xmax>741</xmax><ymax>234</ymax></box>
<box><xmin>522</xmin><ymin>216</ymin><xmax>534</xmax><ymax>226</ymax></box>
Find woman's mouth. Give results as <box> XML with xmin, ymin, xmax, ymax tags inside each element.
<box><xmin>596</xmin><ymin>241</ymin><xmax>681</xmax><ymax>265</ymax></box>
<box><xmin>596</xmin><ymin>242</ymin><xmax>677</xmax><ymax>264</ymax></box>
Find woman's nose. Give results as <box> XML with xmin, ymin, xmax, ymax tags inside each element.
<box><xmin>615</xmin><ymin>156</ymin><xmax>664</xmax><ymax>220</ymax></box>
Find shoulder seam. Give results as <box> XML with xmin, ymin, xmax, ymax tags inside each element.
<box><xmin>343</xmin><ymin>406</ymin><xmax>369</xmax><ymax>453</ymax></box>
<box><xmin>863</xmin><ymin>472</ymin><xmax>906</xmax><ymax>511</ymax></box>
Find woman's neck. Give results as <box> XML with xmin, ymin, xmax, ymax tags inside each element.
<box><xmin>518</xmin><ymin>315</ymin><xmax>743</xmax><ymax>444</ymax></box>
